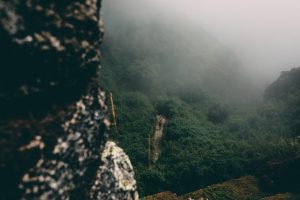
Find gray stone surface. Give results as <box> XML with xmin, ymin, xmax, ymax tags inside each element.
<box><xmin>0</xmin><ymin>0</ymin><xmax>138</xmax><ymax>199</ymax></box>
<box><xmin>90</xmin><ymin>141</ymin><xmax>139</xmax><ymax>200</ymax></box>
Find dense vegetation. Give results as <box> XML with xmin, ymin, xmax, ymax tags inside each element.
<box><xmin>143</xmin><ymin>176</ymin><xmax>300</xmax><ymax>200</ymax></box>
<box><xmin>100</xmin><ymin>0</ymin><xmax>300</xmax><ymax>197</ymax></box>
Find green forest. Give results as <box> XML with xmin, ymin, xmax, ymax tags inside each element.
<box><xmin>100</xmin><ymin>0</ymin><xmax>300</xmax><ymax>198</ymax></box>
<box><xmin>1</xmin><ymin>0</ymin><xmax>300</xmax><ymax>199</ymax></box>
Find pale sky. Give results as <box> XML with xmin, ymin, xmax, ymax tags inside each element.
<box><xmin>156</xmin><ymin>0</ymin><xmax>300</xmax><ymax>84</ymax></box>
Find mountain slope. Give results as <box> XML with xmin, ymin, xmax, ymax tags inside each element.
<box><xmin>143</xmin><ymin>176</ymin><xmax>300</xmax><ymax>200</ymax></box>
<box><xmin>99</xmin><ymin>0</ymin><xmax>300</xmax><ymax>197</ymax></box>
<box><xmin>101</xmin><ymin>0</ymin><xmax>257</xmax><ymax>104</ymax></box>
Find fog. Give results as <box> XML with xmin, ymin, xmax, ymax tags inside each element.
<box><xmin>165</xmin><ymin>0</ymin><xmax>300</xmax><ymax>86</ymax></box>
<box><xmin>102</xmin><ymin>0</ymin><xmax>300</xmax><ymax>88</ymax></box>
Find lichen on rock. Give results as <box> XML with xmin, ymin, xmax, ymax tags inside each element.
<box><xmin>90</xmin><ymin>141</ymin><xmax>139</xmax><ymax>200</ymax></box>
<box><xmin>0</xmin><ymin>0</ymin><xmax>138</xmax><ymax>199</ymax></box>
<box><xmin>18</xmin><ymin>86</ymin><xmax>109</xmax><ymax>199</ymax></box>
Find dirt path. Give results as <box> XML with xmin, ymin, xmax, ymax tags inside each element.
<box><xmin>153</xmin><ymin>115</ymin><xmax>166</xmax><ymax>162</ymax></box>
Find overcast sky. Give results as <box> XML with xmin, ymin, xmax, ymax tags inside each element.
<box><xmin>103</xmin><ymin>0</ymin><xmax>300</xmax><ymax>85</ymax></box>
<box><xmin>154</xmin><ymin>0</ymin><xmax>300</xmax><ymax>84</ymax></box>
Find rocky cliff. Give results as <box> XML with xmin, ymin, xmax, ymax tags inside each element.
<box><xmin>0</xmin><ymin>0</ymin><xmax>138</xmax><ymax>199</ymax></box>
<box><xmin>264</xmin><ymin>67</ymin><xmax>300</xmax><ymax>100</ymax></box>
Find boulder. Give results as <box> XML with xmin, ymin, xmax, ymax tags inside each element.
<box><xmin>0</xmin><ymin>0</ymin><xmax>138</xmax><ymax>199</ymax></box>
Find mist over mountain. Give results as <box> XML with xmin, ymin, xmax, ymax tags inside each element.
<box><xmin>152</xmin><ymin>0</ymin><xmax>300</xmax><ymax>86</ymax></box>
<box><xmin>101</xmin><ymin>0</ymin><xmax>260</xmax><ymax>105</ymax></box>
<box><xmin>99</xmin><ymin>0</ymin><xmax>300</xmax><ymax>198</ymax></box>
<box><xmin>102</xmin><ymin>0</ymin><xmax>300</xmax><ymax>89</ymax></box>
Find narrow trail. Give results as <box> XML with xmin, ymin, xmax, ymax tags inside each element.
<box><xmin>152</xmin><ymin>115</ymin><xmax>167</xmax><ymax>163</ymax></box>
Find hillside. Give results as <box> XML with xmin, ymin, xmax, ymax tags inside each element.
<box><xmin>143</xmin><ymin>176</ymin><xmax>300</xmax><ymax>200</ymax></box>
<box><xmin>263</xmin><ymin>67</ymin><xmax>300</xmax><ymax>137</ymax></box>
<box><xmin>100</xmin><ymin>1</ymin><xmax>300</xmax><ymax>197</ymax></box>
<box><xmin>101</xmin><ymin>0</ymin><xmax>258</xmax><ymax>105</ymax></box>
<box><xmin>264</xmin><ymin>68</ymin><xmax>300</xmax><ymax>101</ymax></box>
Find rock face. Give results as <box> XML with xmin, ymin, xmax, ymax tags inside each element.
<box><xmin>264</xmin><ymin>67</ymin><xmax>300</xmax><ymax>101</ymax></box>
<box><xmin>0</xmin><ymin>0</ymin><xmax>103</xmax><ymax>112</ymax></box>
<box><xmin>152</xmin><ymin>115</ymin><xmax>166</xmax><ymax>163</ymax></box>
<box><xmin>0</xmin><ymin>0</ymin><xmax>138</xmax><ymax>199</ymax></box>
<box><xmin>90</xmin><ymin>141</ymin><xmax>139</xmax><ymax>199</ymax></box>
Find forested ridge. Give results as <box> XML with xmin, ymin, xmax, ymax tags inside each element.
<box><xmin>100</xmin><ymin>1</ymin><xmax>300</xmax><ymax>198</ymax></box>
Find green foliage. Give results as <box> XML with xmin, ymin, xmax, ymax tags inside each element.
<box><xmin>138</xmin><ymin>169</ymin><xmax>167</xmax><ymax>195</ymax></box>
<box><xmin>100</xmin><ymin>44</ymin><xmax>300</xmax><ymax>197</ymax></box>
<box><xmin>203</xmin><ymin>187</ymin><xmax>235</xmax><ymax>200</ymax></box>
<box><xmin>126</xmin><ymin>59</ymin><xmax>161</xmax><ymax>91</ymax></box>
<box><xmin>207</xmin><ymin>104</ymin><xmax>229</xmax><ymax>124</ymax></box>
<box><xmin>264</xmin><ymin>68</ymin><xmax>300</xmax><ymax>100</ymax></box>
<box><xmin>100</xmin><ymin>2</ymin><xmax>300</xmax><ymax>197</ymax></box>
<box><xmin>180</xmin><ymin>176</ymin><xmax>266</xmax><ymax>200</ymax></box>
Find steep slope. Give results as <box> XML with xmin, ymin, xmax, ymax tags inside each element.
<box><xmin>179</xmin><ymin>176</ymin><xmax>265</xmax><ymax>200</ymax></box>
<box><xmin>264</xmin><ymin>67</ymin><xmax>300</xmax><ymax>101</ymax></box>
<box><xmin>261</xmin><ymin>193</ymin><xmax>300</xmax><ymax>200</ymax></box>
<box><xmin>99</xmin><ymin>1</ymin><xmax>300</xmax><ymax>197</ymax></box>
<box><xmin>143</xmin><ymin>176</ymin><xmax>300</xmax><ymax>200</ymax></box>
<box><xmin>101</xmin><ymin>0</ymin><xmax>257</xmax><ymax>104</ymax></box>
<box><xmin>263</xmin><ymin>67</ymin><xmax>300</xmax><ymax>137</ymax></box>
